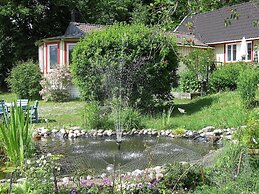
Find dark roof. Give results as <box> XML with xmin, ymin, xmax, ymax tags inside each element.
<box><xmin>169</xmin><ymin>32</ymin><xmax>208</xmax><ymax>47</ymax></box>
<box><xmin>41</xmin><ymin>22</ymin><xmax>102</xmax><ymax>41</ymax></box>
<box><xmin>175</xmin><ymin>2</ymin><xmax>259</xmax><ymax>44</ymax></box>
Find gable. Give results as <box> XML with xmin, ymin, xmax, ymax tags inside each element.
<box><xmin>176</xmin><ymin>2</ymin><xmax>259</xmax><ymax>44</ymax></box>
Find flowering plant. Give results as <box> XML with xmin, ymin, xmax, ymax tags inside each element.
<box><xmin>40</xmin><ymin>65</ymin><xmax>72</xmax><ymax>102</ymax></box>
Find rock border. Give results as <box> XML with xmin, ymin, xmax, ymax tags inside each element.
<box><xmin>35</xmin><ymin>125</ymin><xmax>241</xmax><ymax>144</ymax></box>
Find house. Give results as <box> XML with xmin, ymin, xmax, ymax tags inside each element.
<box><xmin>174</xmin><ymin>1</ymin><xmax>259</xmax><ymax>64</ymax></box>
<box><xmin>37</xmin><ymin>22</ymin><xmax>102</xmax><ymax>97</ymax></box>
<box><xmin>37</xmin><ymin>1</ymin><xmax>259</xmax><ymax>98</ymax></box>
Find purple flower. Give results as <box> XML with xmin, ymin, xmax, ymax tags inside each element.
<box><xmin>71</xmin><ymin>189</ymin><xmax>77</xmax><ymax>194</ymax></box>
<box><xmin>137</xmin><ymin>183</ymin><xmax>143</xmax><ymax>188</ymax></box>
<box><xmin>147</xmin><ymin>182</ymin><xmax>152</xmax><ymax>189</ymax></box>
<box><xmin>81</xmin><ymin>180</ymin><xmax>87</xmax><ymax>186</ymax></box>
<box><xmin>153</xmin><ymin>179</ymin><xmax>160</xmax><ymax>184</ymax></box>
<box><xmin>90</xmin><ymin>183</ymin><xmax>95</xmax><ymax>187</ymax></box>
<box><xmin>103</xmin><ymin>179</ymin><xmax>111</xmax><ymax>185</ymax></box>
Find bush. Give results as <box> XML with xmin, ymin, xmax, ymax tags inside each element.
<box><xmin>71</xmin><ymin>23</ymin><xmax>178</xmax><ymax>112</ymax></box>
<box><xmin>40</xmin><ymin>66</ymin><xmax>72</xmax><ymax>102</ymax></box>
<box><xmin>210</xmin><ymin>63</ymin><xmax>247</xmax><ymax>92</ymax></box>
<box><xmin>162</xmin><ymin>162</ymin><xmax>204</xmax><ymax>191</ymax></box>
<box><xmin>117</xmin><ymin>107</ymin><xmax>142</xmax><ymax>130</ymax></box>
<box><xmin>81</xmin><ymin>101</ymin><xmax>107</xmax><ymax>130</ymax></box>
<box><xmin>237</xmin><ymin>67</ymin><xmax>259</xmax><ymax>108</ymax></box>
<box><xmin>179</xmin><ymin>70</ymin><xmax>200</xmax><ymax>92</ymax></box>
<box><xmin>6</xmin><ymin>61</ymin><xmax>42</xmax><ymax>99</ymax></box>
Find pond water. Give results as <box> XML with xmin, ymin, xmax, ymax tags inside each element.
<box><xmin>37</xmin><ymin>136</ymin><xmax>217</xmax><ymax>175</ymax></box>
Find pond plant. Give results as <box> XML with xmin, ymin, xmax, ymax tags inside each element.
<box><xmin>0</xmin><ymin>104</ymin><xmax>34</xmax><ymax>193</ymax></box>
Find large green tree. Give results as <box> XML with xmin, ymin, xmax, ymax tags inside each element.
<box><xmin>0</xmin><ymin>0</ymin><xmax>72</xmax><ymax>90</ymax></box>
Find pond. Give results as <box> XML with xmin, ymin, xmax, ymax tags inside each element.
<box><xmin>37</xmin><ymin>136</ymin><xmax>217</xmax><ymax>175</ymax></box>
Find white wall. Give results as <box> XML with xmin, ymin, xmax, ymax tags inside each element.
<box><xmin>214</xmin><ymin>44</ymin><xmax>224</xmax><ymax>64</ymax></box>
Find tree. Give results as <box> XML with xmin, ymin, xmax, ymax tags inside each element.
<box><xmin>0</xmin><ymin>0</ymin><xmax>72</xmax><ymax>90</ymax></box>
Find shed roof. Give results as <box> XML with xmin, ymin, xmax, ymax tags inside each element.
<box><xmin>175</xmin><ymin>2</ymin><xmax>259</xmax><ymax>44</ymax></box>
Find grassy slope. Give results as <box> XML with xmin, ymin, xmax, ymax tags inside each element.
<box><xmin>143</xmin><ymin>91</ymin><xmax>259</xmax><ymax>130</ymax></box>
<box><xmin>0</xmin><ymin>91</ymin><xmax>258</xmax><ymax>130</ymax></box>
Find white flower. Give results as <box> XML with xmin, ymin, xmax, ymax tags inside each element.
<box><xmin>26</xmin><ymin>160</ymin><xmax>31</xmax><ymax>165</ymax></box>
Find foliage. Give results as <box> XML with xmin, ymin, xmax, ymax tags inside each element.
<box><xmin>0</xmin><ymin>0</ymin><xmax>72</xmax><ymax>91</ymax></box>
<box><xmin>13</xmin><ymin>154</ymin><xmax>62</xmax><ymax>194</ymax></box>
<box><xmin>238</xmin><ymin>118</ymin><xmax>259</xmax><ymax>149</ymax></box>
<box><xmin>81</xmin><ymin>101</ymin><xmax>105</xmax><ymax>130</ymax></box>
<box><xmin>71</xmin><ymin>23</ymin><xmax>178</xmax><ymax>112</ymax></box>
<box><xmin>0</xmin><ymin>104</ymin><xmax>34</xmax><ymax>167</ymax></box>
<box><xmin>161</xmin><ymin>106</ymin><xmax>174</xmax><ymax>129</ymax></box>
<box><xmin>173</xmin><ymin>127</ymin><xmax>186</xmax><ymax>135</ymax></box>
<box><xmin>237</xmin><ymin>66</ymin><xmax>259</xmax><ymax>108</ymax></box>
<box><xmin>6</xmin><ymin>61</ymin><xmax>42</xmax><ymax>99</ymax></box>
<box><xmin>40</xmin><ymin>66</ymin><xmax>72</xmax><ymax>102</ymax></box>
<box><xmin>195</xmin><ymin>143</ymin><xmax>259</xmax><ymax>194</ymax></box>
<box><xmin>178</xmin><ymin>70</ymin><xmax>200</xmax><ymax>92</ymax></box>
<box><xmin>162</xmin><ymin>162</ymin><xmax>204</xmax><ymax>191</ymax></box>
<box><xmin>110</xmin><ymin>107</ymin><xmax>143</xmax><ymax>131</ymax></box>
<box><xmin>210</xmin><ymin>63</ymin><xmax>247</xmax><ymax>92</ymax></box>
<box><xmin>182</xmin><ymin>49</ymin><xmax>214</xmax><ymax>94</ymax></box>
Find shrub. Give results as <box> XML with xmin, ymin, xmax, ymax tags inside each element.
<box><xmin>162</xmin><ymin>162</ymin><xmax>204</xmax><ymax>191</ymax></box>
<box><xmin>40</xmin><ymin>66</ymin><xmax>72</xmax><ymax>102</ymax></box>
<box><xmin>71</xmin><ymin>23</ymin><xmax>178</xmax><ymax>112</ymax></box>
<box><xmin>81</xmin><ymin>101</ymin><xmax>105</xmax><ymax>130</ymax></box>
<box><xmin>237</xmin><ymin>67</ymin><xmax>259</xmax><ymax>108</ymax></box>
<box><xmin>179</xmin><ymin>70</ymin><xmax>200</xmax><ymax>92</ymax></box>
<box><xmin>119</xmin><ymin>107</ymin><xmax>142</xmax><ymax>130</ymax></box>
<box><xmin>6</xmin><ymin>61</ymin><xmax>42</xmax><ymax>99</ymax></box>
<box><xmin>210</xmin><ymin>63</ymin><xmax>247</xmax><ymax>92</ymax></box>
<box><xmin>238</xmin><ymin>118</ymin><xmax>259</xmax><ymax>149</ymax></box>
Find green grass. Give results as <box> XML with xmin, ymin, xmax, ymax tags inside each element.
<box><xmin>0</xmin><ymin>93</ymin><xmax>85</xmax><ymax>128</ymax></box>
<box><xmin>143</xmin><ymin>91</ymin><xmax>259</xmax><ymax>130</ymax></box>
<box><xmin>0</xmin><ymin>91</ymin><xmax>258</xmax><ymax>130</ymax></box>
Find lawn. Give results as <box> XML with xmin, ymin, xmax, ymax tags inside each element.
<box><xmin>1</xmin><ymin>91</ymin><xmax>258</xmax><ymax>130</ymax></box>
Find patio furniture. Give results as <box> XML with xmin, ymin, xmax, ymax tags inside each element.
<box><xmin>0</xmin><ymin>100</ymin><xmax>8</xmax><ymax>118</ymax></box>
<box><xmin>30</xmin><ymin>100</ymin><xmax>39</xmax><ymax>123</ymax></box>
<box><xmin>17</xmin><ymin>99</ymin><xmax>29</xmax><ymax>110</ymax></box>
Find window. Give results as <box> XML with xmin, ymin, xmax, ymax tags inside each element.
<box><xmin>66</xmin><ymin>44</ymin><xmax>76</xmax><ymax>64</ymax></box>
<box><xmin>226</xmin><ymin>41</ymin><xmax>253</xmax><ymax>62</ymax></box>
<box><xmin>48</xmin><ymin>44</ymin><xmax>58</xmax><ymax>69</ymax></box>
<box><xmin>226</xmin><ymin>44</ymin><xmax>237</xmax><ymax>62</ymax></box>
<box><xmin>247</xmin><ymin>42</ymin><xmax>252</xmax><ymax>60</ymax></box>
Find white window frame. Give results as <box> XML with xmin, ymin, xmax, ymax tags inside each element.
<box><xmin>66</xmin><ymin>43</ymin><xmax>76</xmax><ymax>65</ymax></box>
<box><xmin>226</xmin><ymin>41</ymin><xmax>253</xmax><ymax>62</ymax></box>
<box><xmin>48</xmin><ymin>43</ymin><xmax>58</xmax><ymax>72</ymax></box>
<box><xmin>226</xmin><ymin>43</ymin><xmax>237</xmax><ymax>62</ymax></box>
<box><xmin>245</xmin><ymin>42</ymin><xmax>252</xmax><ymax>61</ymax></box>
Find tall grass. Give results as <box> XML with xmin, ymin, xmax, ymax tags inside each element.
<box><xmin>0</xmin><ymin>105</ymin><xmax>33</xmax><ymax>167</ymax></box>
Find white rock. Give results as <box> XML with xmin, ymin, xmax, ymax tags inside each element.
<box><xmin>51</xmin><ymin>129</ymin><xmax>58</xmax><ymax>133</ymax></box>
<box><xmin>86</xmin><ymin>175</ymin><xmax>93</xmax><ymax>180</ymax></box>
<box><xmin>60</xmin><ymin>128</ymin><xmax>66</xmax><ymax>134</ymax></box>
<box><xmin>40</xmin><ymin>128</ymin><xmax>48</xmax><ymax>135</ymax></box>
<box><xmin>62</xmin><ymin>177</ymin><xmax>70</xmax><ymax>183</ymax></box>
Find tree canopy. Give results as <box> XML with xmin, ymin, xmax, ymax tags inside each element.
<box><xmin>0</xmin><ymin>0</ymin><xmax>252</xmax><ymax>91</ymax></box>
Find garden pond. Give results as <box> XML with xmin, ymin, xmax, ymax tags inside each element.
<box><xmin>37</xmin><ymin>136</ymin><xmax>218</xmax><ymax>175</ymax></box>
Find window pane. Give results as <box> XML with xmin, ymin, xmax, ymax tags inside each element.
<box><xmin>49</xmin><ymin>45</ymin><xmax>58</xmax><ymax>69</ymax></box>
<box><xmin>68</xmin><ymin>45</ymin><xmax>75</xmax><ymax>64</ymax></box>
<box><xmin>232</xmin><ymin>44</ymin><xmax>236</xmax><ymax>61</ymax></box>
<box><xmin>247</xmin><ymin>43</ymin><xmax>252</xmax><ymax>60</ymax></box>
<box><xmin>227</xmin><ymin>45</ymin><xmax>231</xmax><ymax>61</ymax></box>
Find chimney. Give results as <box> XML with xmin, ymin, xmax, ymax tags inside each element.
<box><xmin>71</xmin><ymin>10</ymin><xmax>76</xmax><ymax>22</ymax></box>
